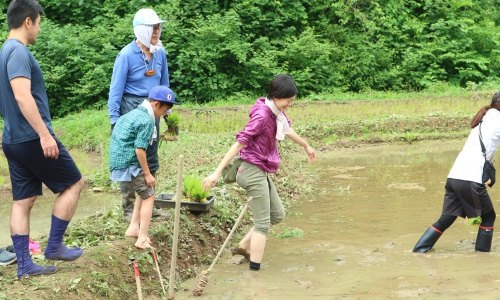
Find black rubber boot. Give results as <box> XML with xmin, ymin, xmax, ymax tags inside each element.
<box><xmin>475</xmin><ymin>226</ymin><xmax>494</xmax><ymax>252</ymax></box>
<box><xmin>413</xmin><ymin>226</ymin><xmax>442</xmax><ymax>253</ymax></box>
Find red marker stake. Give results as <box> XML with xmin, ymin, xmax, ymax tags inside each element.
<box><xmin>134</xmin><ymin>261</ymin><xmax>143</xmax><ymax>300</ymax></box>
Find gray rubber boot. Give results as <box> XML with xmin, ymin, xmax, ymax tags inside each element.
<box><xmin>475</xmin><ymin>226</ymin><xmax>494</xmax><ymax>252</ymax></box>
<box><xmin>413</xmin><ymin>226</ymin><xmax>442</xmax><ymax>253</ymax></box>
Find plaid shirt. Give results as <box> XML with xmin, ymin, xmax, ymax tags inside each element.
<box><xmin>109</xmin><ymin>106</ymin><xmax>154</xmax><ymax>171</ymax></box>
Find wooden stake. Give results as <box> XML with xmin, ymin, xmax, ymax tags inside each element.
<box><xmin>168</xmin><ymin>155</ymin><xmax>184</xmax><ymax>298</ymax></box>
<box><xmin>133</xmin><ymin>260</ymin><xmax>143</xmax><ymax>300</ymax></box>
<box><xmin>152</xmin><ymin>247</ymin><xmax>166</xmax><ymax>297</ymax></box>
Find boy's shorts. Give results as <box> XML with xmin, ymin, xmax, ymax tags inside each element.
<box><xmin>122</xmin><ymin>171</ymin><xmax>155</xmax><ymax>200</ymax></box>
<box><xmin>2</xmin><ymin>138</ymin><xmax>82</xmax><ymax>200</ymax></box>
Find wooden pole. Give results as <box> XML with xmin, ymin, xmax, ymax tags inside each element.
<box><xmin>168</xmin><ymin>155</ymin><xmax>184</xmax><ymax>298</ymax></box>
<box><xmin>133</xmin><ymin>260</ymin><xmax>143</xmax><ymax>300</ymax></box>
<box><xmin>151</xmin><ymin>247</ymin><xmax>166</xmax><ymax>297</ymax></box>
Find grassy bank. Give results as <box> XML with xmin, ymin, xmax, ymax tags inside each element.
<box><xmin>0</xmin><ymin>86</ymin><xmax>497</xmax><ymax>299</ymax></box>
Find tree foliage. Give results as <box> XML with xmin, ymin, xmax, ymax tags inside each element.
<box><xmin>1</xmin><ymin>0</ymin><xmax>500</xmax><ymax>117</ymax></box>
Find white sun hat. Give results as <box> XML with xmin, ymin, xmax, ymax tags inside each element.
<box><xmin>133</xmin><ymin>8</ymin><xmax>166</xmax><ymax>27</ymax></box>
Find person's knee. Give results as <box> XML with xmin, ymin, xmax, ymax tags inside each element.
<box><xmin>432</xmin><ymin>214</ymin><xmax>457</xmax><ymax>232</ymax></box>
<box><xmin>254</xmin><ymin>222</ymin><xmax>271</xmax><ymax>236</ymax></box>
<box><xmin>74</xmin><ymin>178</ymin><xmax>84</xmax><ymax>191</ymax></box>
<box><xmin>481</xmin><ymin>210</ymin><xmax>496</xmax><ymax>227</ymax></box>
<box><xmin>64</xmin><ymin>178</ymin><xmax>84</xmax><ymax>197</ymax></box>
<box><xmin>13</xmin><ymin>197</ymin><xmax>36</xmax><ymax>210</ymax></box>
<box><xmin>270</xmin><ymin>210</ymin><xmax>285</xmax><ymax>225</ymax></box>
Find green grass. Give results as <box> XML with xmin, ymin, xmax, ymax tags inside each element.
<box><xmin>275</xmin><ymin>227</ymin><xmax>304</xmax><ymax>239</ymax></box>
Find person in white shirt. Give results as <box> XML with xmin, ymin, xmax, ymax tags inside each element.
<box><xmin>413</xmin><ymin>91</ymin><xmax>500</xmax><ymax>253</ymax></box>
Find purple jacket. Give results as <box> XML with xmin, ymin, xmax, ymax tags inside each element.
<box><xmin>236</xmin><ymin>98</ymin><xmax>291</xmax><ymax>173</ymax></box>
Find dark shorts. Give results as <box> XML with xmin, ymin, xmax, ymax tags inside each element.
<box><xmin>2</xmin><ymin>138</ymin><xmax>82</xmax><ymax>200</ymax></box>
<box><xmin>442</xmin><ymin>178</ymin><xmax>494</xmax><ymax>218</ymax></box>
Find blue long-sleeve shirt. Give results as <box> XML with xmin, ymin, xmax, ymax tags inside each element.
<box><xmin>107</xmin><ymin>40</ymin><xmax>169</xmax><ymax>124</ymax></box>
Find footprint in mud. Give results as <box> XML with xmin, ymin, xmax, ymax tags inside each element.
<box><xmin>282</xmin><ymin>266</ymin><xmax>300</xmax><ymax>272</ymax></box>
<box><xmin>228</xmin><ymin>256</ymin><xmax>248</xmax><ymax>265</ymax></box>
<box><xmin>294</xmin><ymin>279</ymin><xmax>314</xmax><ymax>289</ymax></box>
<box><xmin>332</xmin><ymin>256</ymin><xmax>347</xmax><ymax>265</ymax></box>
<box><xmin>387</xmin><ymin>182</ymin><xmax>426</xmax><ymax>191</ymax></box>
<box><xmin>360</xmin><ymin>248</ymin><xmax>383</xmax><ymax>254</ymax></box>
<box><xmin>384</xmin><ymin>242</ymin><xmax>395</xmax><ymax>248</ymax></box>
<box><xmin>458</xmin><ymin>239</ymin><xmax>475</xmax><ymax>246</ymax></box>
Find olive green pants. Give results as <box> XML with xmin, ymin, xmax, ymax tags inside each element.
<box><xmin>236</xmin><ymin>161</ymin><xmax>285</xmax><ymax>235</ymax></box>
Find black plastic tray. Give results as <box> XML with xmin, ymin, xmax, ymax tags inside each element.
<box><xmin>154</xmin><ymin>193</ymin><xmax>215</xmax><ymax>212</ymax></box>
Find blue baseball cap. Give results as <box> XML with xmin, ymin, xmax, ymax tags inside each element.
<box><xmin>133</xmin><ymin>8</ymin><xmax>166</xmax><ymax>27</ymax></box>
<box><xmin>149</xmin><ymin>86</ymin><xmax>178</xmax><ymax>104</ymax></box>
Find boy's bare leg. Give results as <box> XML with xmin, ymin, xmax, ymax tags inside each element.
<box><xmin>135</xmin><ymin>195</ymin><xmax>154</xmax><ymax>249</ymax></box>
<box><xmin>125</xmin><ymin>196</ymin><xmax>142</xmax><ymax>238</ymax></box>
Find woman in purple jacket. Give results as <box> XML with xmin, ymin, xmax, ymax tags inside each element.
<box><xmin>202</xmin><ymin>74</ymin><xmax>316</xmax><ymax>271</ymax></box>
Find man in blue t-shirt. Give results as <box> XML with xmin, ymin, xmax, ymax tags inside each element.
<box><xmin>0</xmin><ymin>0</ymin><xmax>84</xmax><ymax>279</ymax></box>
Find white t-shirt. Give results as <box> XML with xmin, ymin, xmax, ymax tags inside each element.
<box><xmin>448</xmin><ymin>109</ymin><xmax>500</xmax><ymax>183</ymax></box>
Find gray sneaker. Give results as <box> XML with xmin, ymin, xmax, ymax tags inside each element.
<box><xmin>0</xmin><ymin>247</ymin><xmax>17</xmax><ymax>266</ymax></box>
<box><xmin>5</xmin><ymin>245</ymin><xmax>14</xmax><ymax>253</ymax></box>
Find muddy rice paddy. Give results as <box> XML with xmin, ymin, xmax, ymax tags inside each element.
<box><xmin>177</xmin><ymin>140</ymin><xmax>500</xmax><ymax>299</ymax></box>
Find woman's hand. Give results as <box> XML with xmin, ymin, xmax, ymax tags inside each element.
<box><xmin>201</xmin><ymin>172</ymin><xmax>220</xmax><ymax>191</ymax></box>
<box><xmin>305</xmin><ymin>145</ymin><xmax>316</xmax><ymax>162</ymax></box>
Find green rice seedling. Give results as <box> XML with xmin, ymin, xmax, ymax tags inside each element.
<box><xmin>469</xmin><ymin>216</ymin><xmax>482</xmax><ymax>225</ymax></box>
<box><xmin>402</xmin><ymin>131</ymin><xmax>417</xmax><ymax>144</ymax></box>
<box><xmin>165</xmin><ymin>111</ymin><xmax>181</xmax><ymax>128</ymax></box>
<box><xmin>183</xmin><ymin>175</ymin><xmax>210</xmax><ymax>202</ymax></box>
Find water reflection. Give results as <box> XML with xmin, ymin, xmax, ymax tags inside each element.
<box><xmin>178</xmin><ymin>140</ymin><xmax>500</xmax><ymax>299</ymax></box>
<box><xmin>0</xmin><ymin>190</ymin><xmax>119</xmax><ymax>247</ymax></box>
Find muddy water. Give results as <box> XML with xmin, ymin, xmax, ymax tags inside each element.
<box><xmin>0</xmin><ymin>190</ymin><xmax>119</xmax><ymax>247</ymax></box>
<box><xmin>178</xmin><ymin>140</ymin><xmax>500</xmax><ymax>300</ymax></box>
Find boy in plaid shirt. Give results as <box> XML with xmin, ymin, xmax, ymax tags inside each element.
<box><xmin>109</xmin><ymin>85</ymin><xmax>178</xmax><ymax>249</ymax></box>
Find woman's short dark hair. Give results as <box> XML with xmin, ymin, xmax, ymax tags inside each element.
<box><xmin>267</xmin><ymin>74</ymin><xmax>298</xmax><ymax>100</ymax></box>
<box><xmin>7</xmin><ymin>0</ymin><xmax>44</xmax><ymax>30</ymax></box>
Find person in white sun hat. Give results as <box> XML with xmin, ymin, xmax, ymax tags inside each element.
<box><xmin>108</xmin><ymin>8</ymin><xmax>171</xmax><ymax>222</ymax></box>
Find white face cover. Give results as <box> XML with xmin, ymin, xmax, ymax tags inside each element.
<box><xmin>134</xmin><ymin>24</ymin><xmax>163</xmax><ymax>54</ymax></box>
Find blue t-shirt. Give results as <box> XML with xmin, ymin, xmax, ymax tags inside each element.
<box><xmin>107</xmin><ymin>40</ymin><xmax>169</xmax><ymax>124</ymax></box>
<box><xmin>0</xmin><ymin>39</ymin><xmax>54</xmax><ymax>144</ymax></box>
